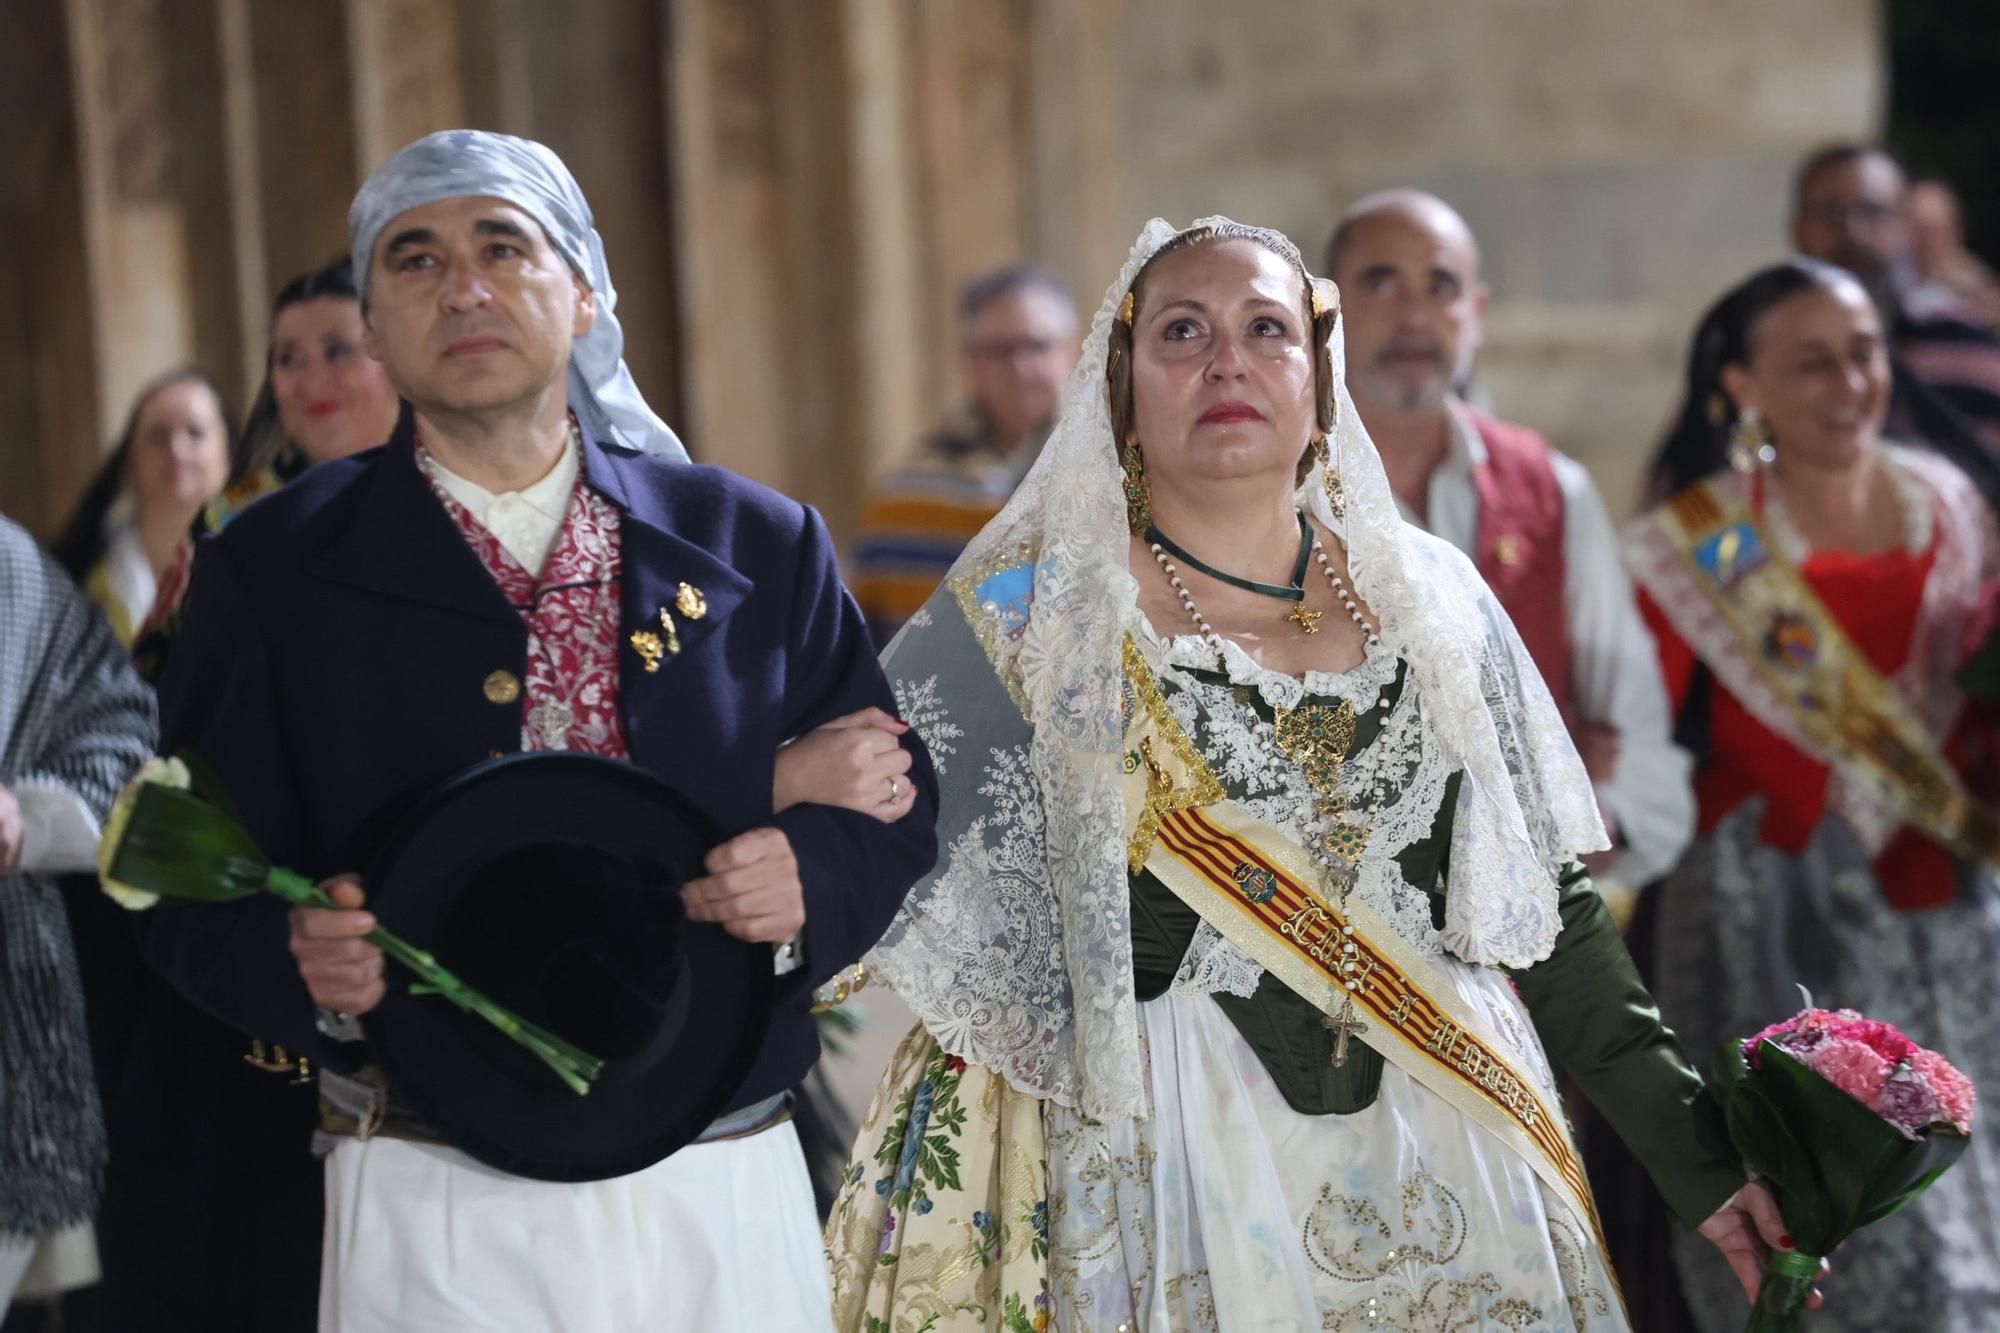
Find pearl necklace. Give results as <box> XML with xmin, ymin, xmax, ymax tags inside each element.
<box><xmin>1149</xmin><ymin>515</ymin><xmax>1382</xmax><ymax>666</ymax></box>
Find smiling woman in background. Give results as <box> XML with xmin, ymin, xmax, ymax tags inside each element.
<box><xmin>209</xmin><ymin>258</ymin><xmax>403</xmax><ymax>527</ymax></box>
<box><xmin>1629</xmin><ymin>257</ymin><xmax>2000</xmax><ymax>1331</ymax></box>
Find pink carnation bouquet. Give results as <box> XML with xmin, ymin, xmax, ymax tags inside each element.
<box><xmin>1719</xmin><ymin>1007</ymin><xmax>1974</xmax><ymax>1330</ymax></box>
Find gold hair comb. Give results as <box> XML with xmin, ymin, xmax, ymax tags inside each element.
<box><xmin>1118</xmin><ymin>291</ymin><xmax>1135</xmax><ymax>325</ymax></box>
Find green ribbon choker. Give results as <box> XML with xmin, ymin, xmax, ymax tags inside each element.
<box><xmin>1146</xmin><ymin>512</ymin><xmax>1313</xmax><ymax>603</ymax></box>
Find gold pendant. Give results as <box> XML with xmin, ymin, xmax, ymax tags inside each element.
<box><xmin>1286</xmin><ymin>603</ymin><xmax>1323</xmax><ymax>634</ymax></box>
<box><xmin>1273</xmin><ymin>698</ymin><xmax>1356</xmax><ymax>797</ymax></box>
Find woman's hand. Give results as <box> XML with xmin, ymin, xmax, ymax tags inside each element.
<box><xmin>774</xmin><ymin>707</ymin><xmax>917</xmax><ymax>822</ymax></box>
<box><xmin>1697</xmin><ymin>1180</ymin><xmax>1828</xmax><ymax>1308</ymax></box>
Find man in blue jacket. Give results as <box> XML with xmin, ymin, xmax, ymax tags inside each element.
<box><xmin>149</xmin><ymin>130</ymin><xmax>936</xmax><ymax>1330</ymax></box>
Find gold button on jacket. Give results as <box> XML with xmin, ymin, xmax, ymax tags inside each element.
<box><xmin>483</xmin><ymin>669</ymin><xmax>522</xmax><ymax>705</ymax></box>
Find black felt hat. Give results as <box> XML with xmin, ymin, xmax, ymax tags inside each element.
<box><xmin>361</xmin><ymin>752</ymin><xmax>773</xmax><ymax>1182</ymax></box>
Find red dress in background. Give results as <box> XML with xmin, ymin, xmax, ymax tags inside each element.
<box><xmin>1640</xmin><ymin>536</ymin><xmax>1966</xmax><ymax>911</ymax></box>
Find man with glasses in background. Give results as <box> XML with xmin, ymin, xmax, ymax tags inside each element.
<box><xmin>850</xmin><ymin>265</ymin><xmax>1080</xmax><ymax>644</ymax></box>
<box><xmin>1792</xmin><ymin>141</ymin><xmax>2000</xmax><ymax>456</ymax></box>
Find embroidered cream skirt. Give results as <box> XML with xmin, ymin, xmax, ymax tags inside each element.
<box><xmin>830</xmin><ymin>975</ymin><xmax>1625</xmax><ymax>1332</ymax></box>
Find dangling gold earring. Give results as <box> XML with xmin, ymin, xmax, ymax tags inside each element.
<box><xmin>1728</xmin><ymin>408</ymin><xmax>1775</xmax><ymax>473</ymax></box>
<box><xmin>1315</xmin><ymin>435</ymin><xmax>1345</xmax><ymax>519</ymax></box>
<box><xmin>1122</xmin><ymin>438</ymin><xmax>1151</xmax><ymax>533</ymax></box>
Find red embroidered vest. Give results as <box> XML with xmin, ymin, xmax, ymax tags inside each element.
<box><xmin>424</xmin><ymin>458</ymin><xmax>631</xmax><ymax>759</ymax></box>
<box><xmin>1468</xmin><ymin>411</ymin><xmax>1574</xmax><ymax>712</ymax></box>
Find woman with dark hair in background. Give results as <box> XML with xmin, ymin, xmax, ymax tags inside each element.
<box><xmin>50</xmin><ymin>371</ymin><xmax>232</xmax><ymax>646</ymax></box>
<box><xmin>1626</xmin><ymin>258</ymin><xmax>2000</xmax><ymax>1330</ymax></box>
<box><xmin>208</xmin><ymin>257</ymin><xmax>402</xmax><ymax>528</ymax></box>
<box><xmin>73</xmin><ymin>263</ymin><xmax>395</xmax><ymax>1333</ymax></box>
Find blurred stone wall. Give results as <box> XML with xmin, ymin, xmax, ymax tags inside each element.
<box><xmin>3</xmin><ymin>1</ymin><xmax>1880</xmax><ymax>540</ymax></box>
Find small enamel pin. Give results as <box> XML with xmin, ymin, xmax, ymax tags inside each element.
<box><xmin>676</xmin><ymin>582</ymin><xmax>708</xmax><ymax>621</ymax></box>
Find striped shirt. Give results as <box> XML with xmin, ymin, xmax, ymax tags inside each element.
<box><xmin>850</xmin><ymin>408</ymin><xmax>1041</xmax><ymax>645</ymax></box>
<box><xmin>1895</xmin><ymin>291</ymin><xmax>2000</xmax><ymax>454</ymax></box>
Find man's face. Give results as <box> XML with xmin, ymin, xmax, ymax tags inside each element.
<box><xmin>362</xmin><ymin>195</ymin><xmax>595</xmax><ymax>418</ymax></box>
<box><xmin>1331</xmin><ymin>210</ymin><xmax>1486</xmax><ymax>417</ymax></box>
<box><xmin>1792</xmin><ymin>155</ymin><xmax>1908</xmax><ymax>287</ymax></box>
<box><xmin>960</xmin><ymin>287</ymin><xmax>1080</xmax><ymax>443</ymax></box>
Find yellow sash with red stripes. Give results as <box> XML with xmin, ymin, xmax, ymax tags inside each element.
<box><xmin>1143</xmin><ymin>802</ymin><xmax>1611</xmax><ymax>1265</ymax></box>
<box><xmin>1656</xmin><ymin>478</ymin><xmax>2000</xmax><ymax>866</ymax></box>
<box><xmin>1119</xmin><ymin>638</ymin><xmax>1613</xmax><ymax>1274</ymax></box>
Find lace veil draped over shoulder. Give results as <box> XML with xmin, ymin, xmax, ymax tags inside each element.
<box><xmin>868</xmin><ymin>217</ymin><xmax>1605</xmax><ymax>1122</ymax></box>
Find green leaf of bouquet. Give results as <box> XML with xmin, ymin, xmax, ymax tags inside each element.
<box><xmin>1715</xmin><ymin>1044</ymin><xmax>1788</xmax><ymax>1171</ymax></box>
<box><xmin>1716</xmin><ymin>1041</ymin><xmax>1825</xmax><ymax>1232</ymax></box>
<box><xmin>106</xmin><ymin>784</ymin><xmax>269</xmax><ymax>902</ymax></box>
<box><xmin>1856</xmin><ymin>1126</ymin><xmax>1968</xmax><ymax>1228</ymax></box>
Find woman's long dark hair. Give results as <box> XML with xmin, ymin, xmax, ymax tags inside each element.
<box><xmin>228</xmin><ymin>256</ymin><xmax>363</xmax><ymax>486</ymax></box>
<box><xmin>51</xmin><ymin>369</ymin><xmax>236</xmax><ymax>582</ymax></box>
<box><xmin>1647</xmin><ymin>256</ymin><xmax>2000</xmax><ymax>515</ymax></box>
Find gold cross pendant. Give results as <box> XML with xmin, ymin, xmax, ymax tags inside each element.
<box><xmin>1286</xmin><ymin>603</ymin><xmax>1323</xmax><ymax>634</ymax></box>
<box><xmin>1323</xmin><ymin>998</ymin><xmax>1368</xmax><ymax>1068</ymax></box>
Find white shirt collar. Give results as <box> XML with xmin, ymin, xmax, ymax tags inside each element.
<box><xmin>1389</xmin><ymin>398</ymin><xmax>1485</xmax><ymax>529</ymax></box>
<box><xmin>1442</xmin><ymin>398</ymin><xmax>1487</xmax><ymax>469</ymax></box>
<box><xmin>419</xmin><ymin>435</ymin><xmax>580</xmax><ymax>575</ymax></box>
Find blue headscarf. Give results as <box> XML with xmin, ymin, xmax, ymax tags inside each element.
<box><xmin>349</xmin><ymin>129</ymin><xmax>686</xmax><ymax>461</ymax></box>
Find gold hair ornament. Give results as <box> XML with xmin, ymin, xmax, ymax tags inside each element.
<box><xmin>1121</xmin><ymin>439</ymin><xmax>1151</xmax><ymax>533</ymax></box>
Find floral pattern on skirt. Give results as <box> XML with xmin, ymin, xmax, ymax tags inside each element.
<box><xmin>831</xmin><ymin>981</ymin><xmax>1626</xmax><ymax>1332</ymax></box>
<box><xmin>827</xmin><ymin>1024</ymin><xmax>1053</xmax><ymax>1332</ymax></box>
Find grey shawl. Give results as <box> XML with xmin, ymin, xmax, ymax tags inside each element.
<box><xmin>0</xmin><ymin>516</ymin><xmax>156</xmax><ymax>1235</ymax></box>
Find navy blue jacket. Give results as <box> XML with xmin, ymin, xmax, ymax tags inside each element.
<box><xmin>146</xmin><ymin>419</ymin><xmax>938</xmax><ymax>1114</ymax></box>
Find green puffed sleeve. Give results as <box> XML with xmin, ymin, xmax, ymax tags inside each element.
<box><xmin>1503</xmin><ymin>865</ymin><xmax>1744</xmax><ymax>1226</ymax></box>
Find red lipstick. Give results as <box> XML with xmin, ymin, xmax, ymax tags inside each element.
<box><xmin>1198</xmin><ymin>401</ymin><xmax>1265</xmax><ymax>425</ymax></box>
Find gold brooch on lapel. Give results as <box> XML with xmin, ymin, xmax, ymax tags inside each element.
<box><xmin>676</xmin><ymin>582</ymin><xmax>708</xmax><ymax>621</ymax></box>
<box><xmin>630</xmin><ymin>609</ymin><xmax>684</xmax><ymax>674</ymax></box>
<box><xmin>629</xmin><ymin>630</ymin><xmax>666</xmax><ymax>673</ymax></box>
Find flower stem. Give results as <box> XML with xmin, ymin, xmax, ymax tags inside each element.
<box><xmin>1743</xmin><ymin>1252</ymin><xmax>1818</xmax><ymax>1332</ymax></box>
<box><xmin>262</xmin><ymin>867</ymin><xmax>603</xmax><ymax>1094</ymax></box>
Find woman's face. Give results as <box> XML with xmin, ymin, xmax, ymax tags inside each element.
<box><xmin>271</xmin><ymin>296</ymin><xmax>401</xmax><ymax>463</ymax></box>
<box><xmin>1723</xmin><ymin>281</ymin><xmax>1889</xmax><ymax>472</ymax></box>
<box><xmin>126</xmin><ymin>380</ymin><xmax>231</xmax><ymax>514</ymax></box>
<box><xmin>1128</xmin><ymin>238</ymin><xmax>1317</xmax><ymax>500</ymax></box>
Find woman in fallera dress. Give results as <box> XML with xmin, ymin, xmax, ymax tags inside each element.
<box><xmin>1628</xmin><ymin>257</ymin><xmax>2000</xmax><ymax>1332</ymax></box>
<box><xmin>823</xmin><ymin>217</ymin><xmax>1798</xmax><ymax>1332</ymax></box>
